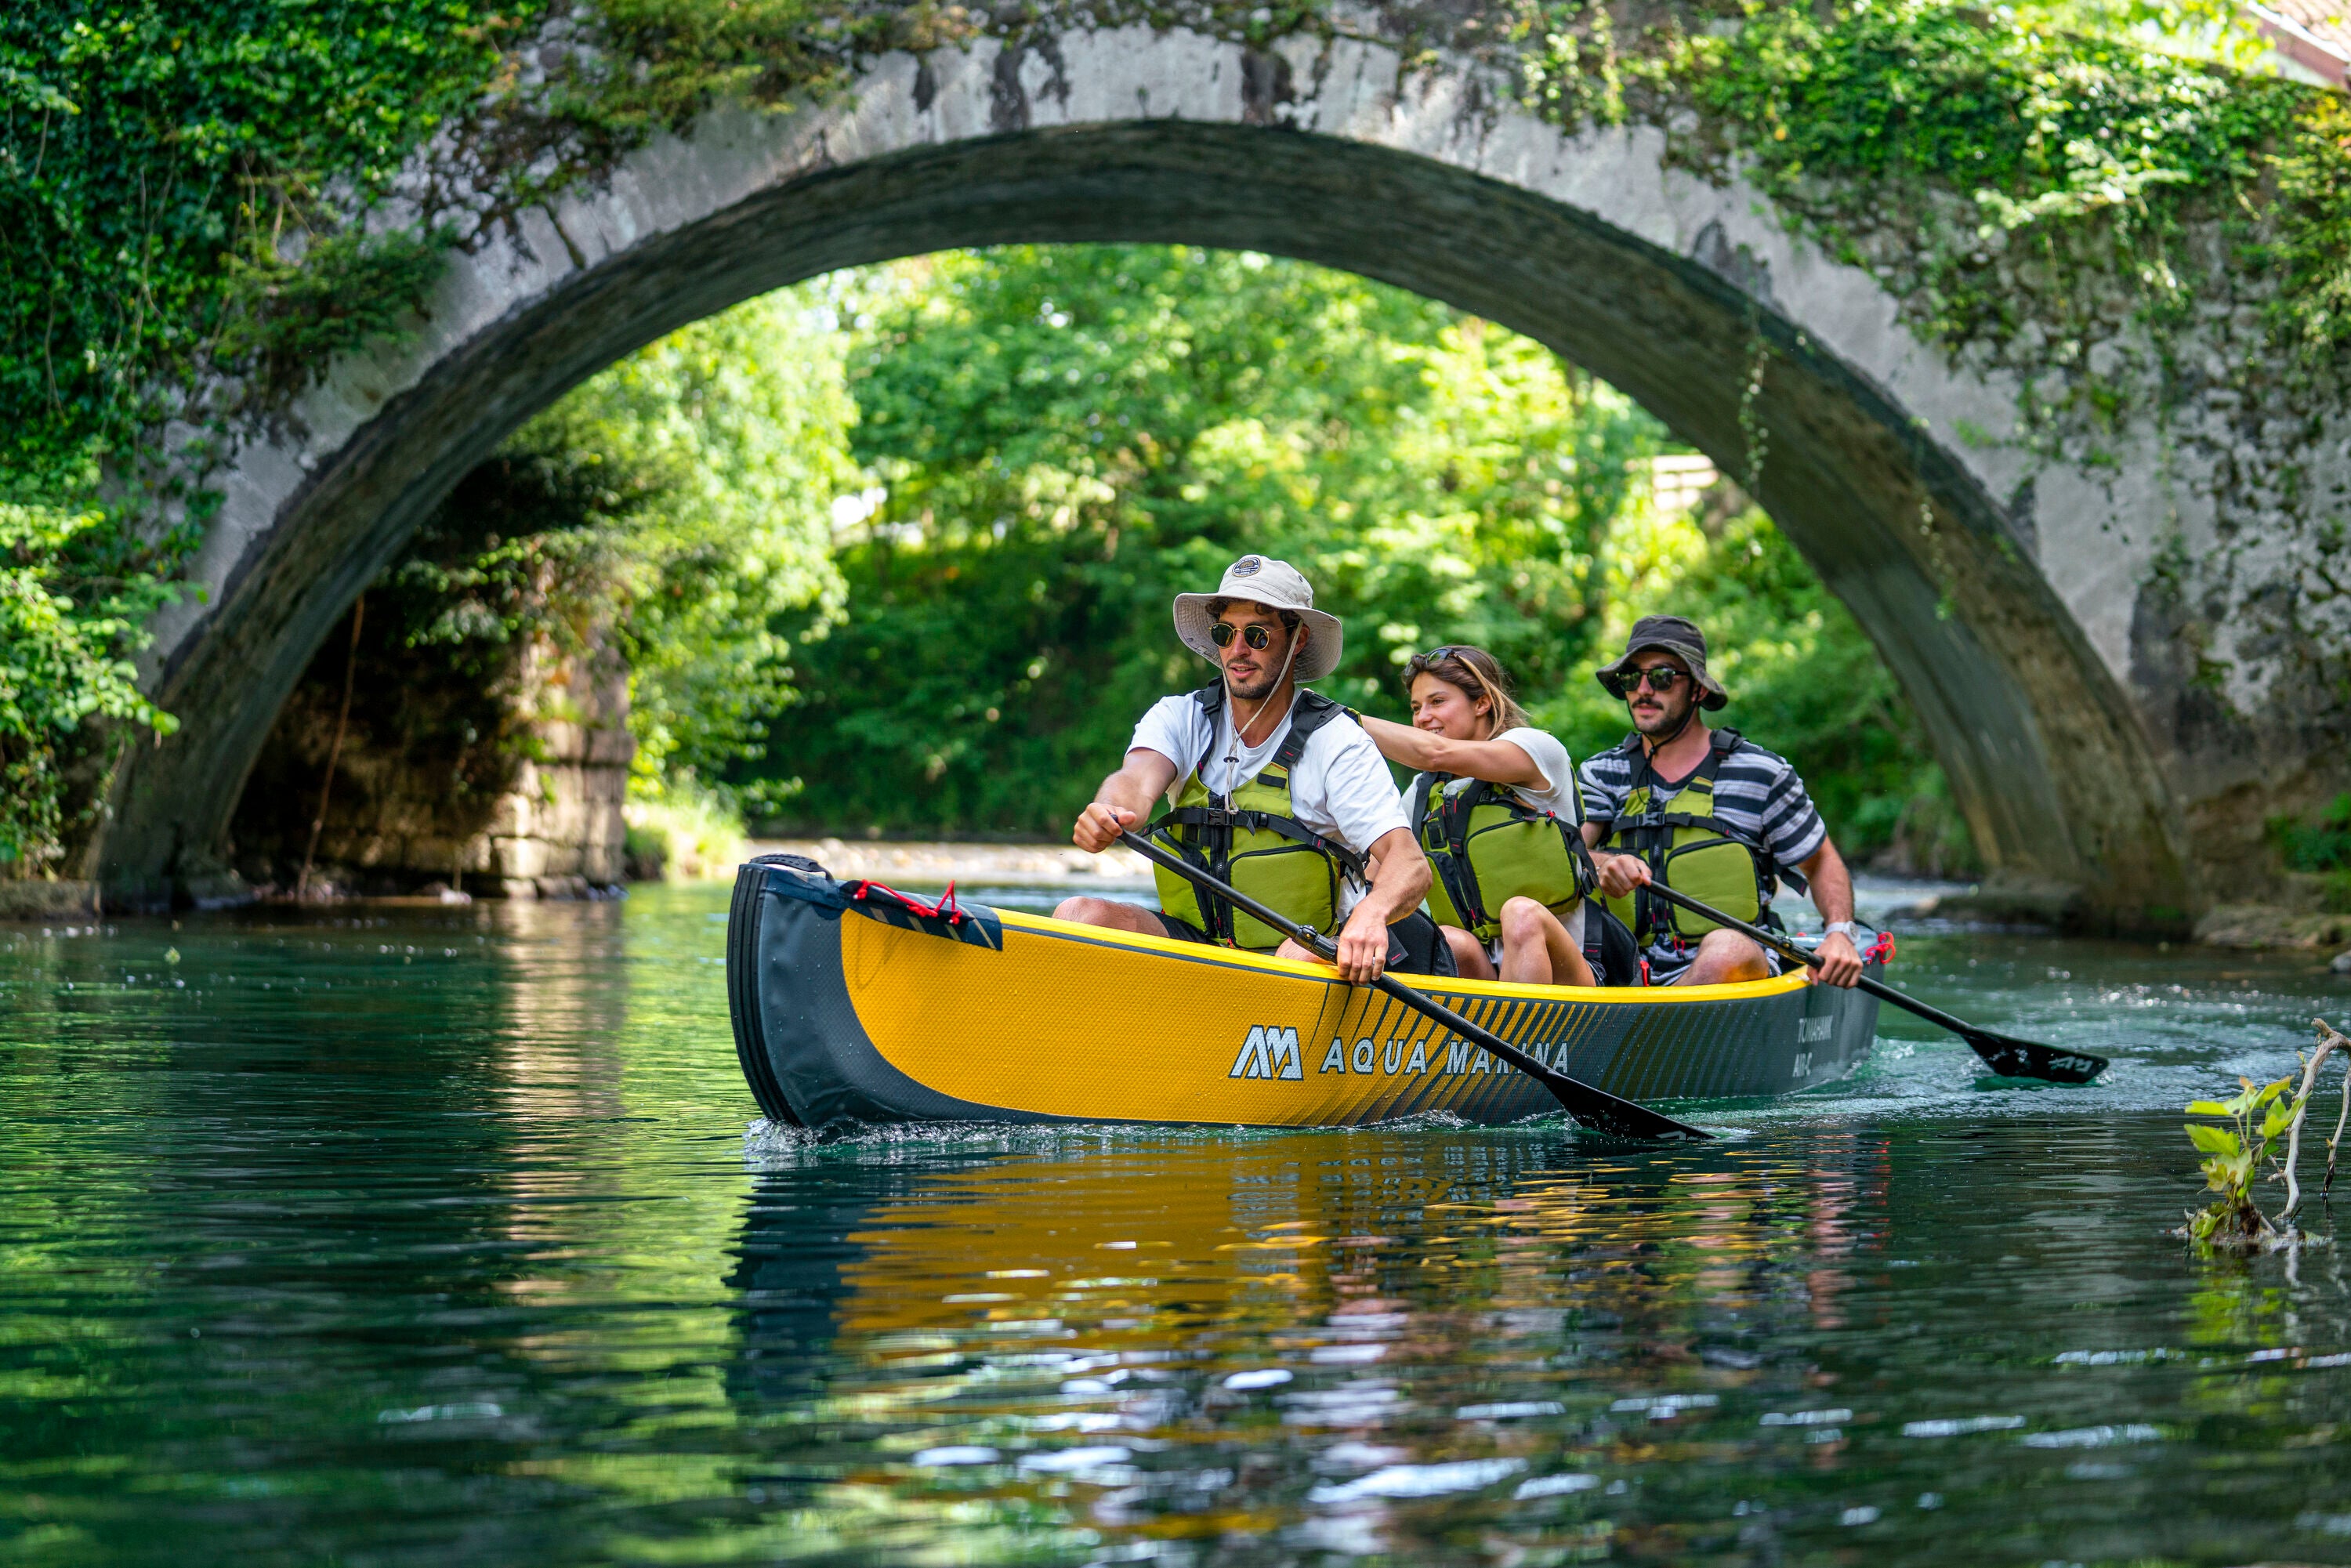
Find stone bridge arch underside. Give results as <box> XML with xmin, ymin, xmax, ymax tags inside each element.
<box><xmin>107</xmin><ymin>27</ymin><xmax>2214</xmax><ymax>924</ymax></box>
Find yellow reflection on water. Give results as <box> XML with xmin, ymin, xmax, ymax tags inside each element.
<box><xmin>820</xmin><ymin>1129</ymin><xmax>1886</xmax><ymax>1389</ymax></box>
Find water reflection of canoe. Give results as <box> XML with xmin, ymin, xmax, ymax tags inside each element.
<box><xmin>726</xmin><ymin>857</ymin><xmax>1879</xmax><ymax>1130</ymax></box>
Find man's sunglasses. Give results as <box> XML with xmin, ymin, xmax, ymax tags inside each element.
<box><xmin>1602</xmin><ymin>666</ymin><xmax>1688</xmax><ymax>697</ymax></box>
<box><xmin>1210</xmin><ymin>622</ymin><xmax>1277</xmax><ymax>650</ymax></box>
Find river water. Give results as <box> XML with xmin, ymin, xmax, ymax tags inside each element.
<box><xmin>5</xmin><ymin>882</ymin><xmax>2351</xmax><ymax>1566</ymax></box>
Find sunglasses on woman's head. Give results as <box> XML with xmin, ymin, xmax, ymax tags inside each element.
<box><xmin>1418</xmin><ymin>643</ymin><xmax>1484</xmax><ymax>679</ymax></box>
<box><xmin>1210</xmin><ymin>621</ymin><xmax>1275</xmax><ymax>650</ymax></box>
<box><xmin>1604</xmin><ymin>666</ymin><xmax>1687</xmax><ymax>697</ymax></box>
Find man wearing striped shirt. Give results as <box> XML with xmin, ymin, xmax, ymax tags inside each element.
<box><xmin>1576</xmin><ymin>615</ymin><xmax>1865</xmax><ymax>989</ymax></box>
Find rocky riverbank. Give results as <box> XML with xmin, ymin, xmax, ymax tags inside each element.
<box><xmin>746</xmin><ymin>839</ymin><xmax>1152</xmax><ymax>889</ymax></box>
<box><xmin>1886</xmin><ymin>871</ymin><xmax>2351</xmax><ymax>971</ymax></box>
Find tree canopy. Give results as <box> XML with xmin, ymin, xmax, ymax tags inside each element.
<box><xmin>721</xmin><ymin>245</ymin><xmax>1958</xmax><ymax>865</ymax></box>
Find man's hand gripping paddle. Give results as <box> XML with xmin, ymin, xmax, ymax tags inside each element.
<box><xmin>1632</xmin><ymin>880</ymin><xmax>2107</xmax><ymax>1085</ymax></box>
<box><xmin>1118</xmin><ymin>831</ymin><xmax>1710</xmax><ymax>1140</ymax></box>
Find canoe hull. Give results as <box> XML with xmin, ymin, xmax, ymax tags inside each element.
<box><xmin>727</xmin><ymin>860</ymin><xmax>1878</xmax><ymax>1130</ymax></box>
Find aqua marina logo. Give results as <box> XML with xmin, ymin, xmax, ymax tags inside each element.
<box><xmin>1228</xmin><ymin>1025</ymin><xmax>1520</xmax><ymax>1081</ymax></box>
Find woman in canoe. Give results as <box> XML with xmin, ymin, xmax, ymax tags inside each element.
<box><xmin>1353</xmin><ymin>646</ymin><xmax>1603</xmax><ymax>987</ymax></box>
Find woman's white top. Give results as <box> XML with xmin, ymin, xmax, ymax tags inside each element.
<box><xmin>1450</xmin><ymin>726</ymin><xmax>1588</xmax><ymax>960</ymax></box>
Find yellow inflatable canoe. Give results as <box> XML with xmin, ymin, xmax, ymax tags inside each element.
<box><xmin>725</xmin><ymin>856</ymin><xmax>1881</xmax><ymax>1130</ymax></box>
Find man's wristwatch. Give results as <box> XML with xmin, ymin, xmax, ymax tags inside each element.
<box><xmin>1824</xmin><ymin>921</ymin><xmax>1856</xmax><ymax>940</ymax></box>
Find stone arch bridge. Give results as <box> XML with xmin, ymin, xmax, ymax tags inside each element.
<box><xmin>102</xmin><ymin>16</ymin><xmax>2349</xmax><ymax>925</ymax></box>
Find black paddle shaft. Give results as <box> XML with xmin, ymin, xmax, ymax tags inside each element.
<box><xmin>1632</xmin><ymin>879</ymin><xmax>2108</xmax><ymax>1085</ymax></box>
<box><xmin>1116</xmin><ymin>831</ymin><xmax>1709</xmax><ymax>1140</ymax></box>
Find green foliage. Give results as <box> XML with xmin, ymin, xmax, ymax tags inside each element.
<box><xmin>621</xmin><ymin>775</ymin><xmax>748</xmax><ymax>880</ymax></box>
<box><xmin>382</xmin><ymin>451</ymin><xmax>625</xmax><ymax>680</ymax></box>
<box><xmin>510</xmin><ymin>0</ymin><xmax>962</xmax><ymax>155</ymax></box>
<box><xmin>2</xmin><ymin>0</ymin><xmax>538</xmax><ymax>505</ymax></box>
<box><xmin>2268</xmin><ymin>792</ymin><xmax>2351</xmax><ymax>873</ymax></box>
<box><xmin>1</xmin><ymin>0</ymin><xmax>543</xmax><ymax>872</ymax></box>
<box><xmin>1508</xmin><ymin>0</ymin><xmax>2351</xmax><ymax>394</ymax></box>
<box><xmin>0</xmin><ymin>0</ymin><xmax>926</xmax><ymax>507</ymax></box>
<box><xmin>0</xmin><ymin>503</ymin><xmax>183</xmax><ymax>870</ymax></box>
<box><xmin>379</xmin><ymin>289</ymin><xmax>853</xmax><ymax>798</ymax></box>
<box><xmin>737</xmin><ymin>244</ymin><xmax>1947</xmax><ymax>850</ymax></box>
<box><xmin>510</xmin><ymin>291</ymin><xmax>856</xmax><ymax>789</ymax></box>
<box><xmin>745</xmin><ymin>244</ymin><xmax>1661</xmax><ymax>834</ymax></box>
<box><xmin>1672</xmin><ymin>1</ymin><xmax>2306</xmax><ymax>355</ymax></box>
<box><xmin>2183</xmin><ymin>1074</ymin><xmax>2306</xmax><ymax>1244</ymax></box>
<box><xmin>214</xmin><ymin>226</ymin><xmax>459</xmax><ymax>411</ymax></box>
<box><xmin>2269</xmin><ymin>96</ymin><xmax>2351</xmax><ymax>358</ymax></box>
<box><xmin>2266</xmin><ymin>794</ymin><xmax>2351</xmax><ymax>911</ymax></box>
<box><xmin>0</xmin><ymin>0</ymin><xmax>926</xmax><ymax>869</ymax></box>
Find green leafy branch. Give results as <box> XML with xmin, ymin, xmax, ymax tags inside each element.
<box><xmin>2183</xmin><ymin>1074</ymin><xmax>2304</xmax><ymax>1245</ymax></box>
<box><xmin>2183</xmin><ymin>1019</ymin><xmax>2351</xmax><ymax>1248</ymax></box>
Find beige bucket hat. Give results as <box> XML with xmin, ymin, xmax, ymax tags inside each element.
<box><xmin>1172</xmin><ymin>556</ymin><xmax>1344</xmax><ymax>681</ymax></box>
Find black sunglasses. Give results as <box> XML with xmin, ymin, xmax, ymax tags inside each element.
<box><xmin>1209</xmin><ymin>621</ymin><xmax>1276</xmax><ymax>650</ymax></box>
<box><xmin>1603</xmin><ymin>666</ymin><xmax>1687</xmax><ymax>697</ymax></box>
<box><xmin>1412</xmin><ymin>645</ymin><xmax>1488</xmax><ymax>688</ymax></box>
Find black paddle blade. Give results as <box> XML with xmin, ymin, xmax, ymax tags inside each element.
<box><xmin>1851</xmin><ymin>973</ymin><xmax>2107</xmax><ymax>1085</ymax></box>
<box><xmin>1375</xmin><ymin>979</ymin><xmax>1712</xmax><ymax>1140</ymax></box>
<box><xmin>1540</xmin><ymin>1070</ymin><xmax>1712</xmax><ymax>1140</ymax></box>
<box><xmin>1962</xmin><ymin>1027</ymin><xmax>2107</xmax><ymax>1085</ymax></box>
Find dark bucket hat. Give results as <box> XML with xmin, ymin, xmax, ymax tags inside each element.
<box><xmin>1594</xmin><ymin>614</ymin><xmax>1728</xmax><ymax>710</ymax></box>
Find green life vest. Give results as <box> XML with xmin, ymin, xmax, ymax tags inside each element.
<box><xmin>1599</xmin><ymin>728</ymin><xmax>1788</xmax><ymax>944</ymax></box>
<box><xmin>1147</xmin><ymin>685</ymin><xmax>1368</xmax><ymax>951</ymax></box>
<box><xmin>1407</xmin><ymin>765</ymin><xmax>1596</xmax><ymax>944</ymax></box>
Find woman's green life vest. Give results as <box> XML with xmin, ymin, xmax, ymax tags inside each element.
<box><xmin>1407</xmin><ymin>762</ymin><xmax>1596</xmax><ymax>944</ymax></box>
<box><xmin>1147</xmin><ymin>685</ymin><xmax>1368</xmax><ymax>951</ymax></box>
<box><xmin>1598</xmin><ymin>729</ymin><xmax>1782</xmax><ymax>944</ymax></box>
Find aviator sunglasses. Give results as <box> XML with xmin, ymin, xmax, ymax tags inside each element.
<box><xmin>1209</xmin><ymin>621</ymin><xmax>1279</xmax><ymax>650</ymax></box>
<box><xmin>1602</xmin><ymin>665</ymin><xmax>1689</xmax><ymax>698</ymax></box>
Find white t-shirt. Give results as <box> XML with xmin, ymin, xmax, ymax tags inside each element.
<box><xmin>1424</xmin><ymin>726</ymin><xmax>1587</xmax><ymax>956</ymax></box>
<box><xmin>1130</xmin><ymin>690</ymin><xmax>1410</xmax><ymax>918</ymax></box>
<box><xmin>1491</xmin><ymin>726</ymin><xmax>1579</xmax><ymax>823</ymax></box>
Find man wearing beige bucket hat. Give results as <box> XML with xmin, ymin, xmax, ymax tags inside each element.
<box><xmin>1059</xmin><ymin>556</ymin><xmax>1443</xmax><ymax>983</ymax></box>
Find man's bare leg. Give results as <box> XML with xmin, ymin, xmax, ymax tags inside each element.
<box><xmin>1497</xmin><ymin>896</ymin><xmax>1597</xmax><ymax>988</ymax></box>
<box><xmin>1054</xmin><ymin>896</ymin><xmax>1179</xmax><ymax>936</ymax></box>
<box><xmin>1668</xmin><ymin>928</ymin><xmax>1772</xmax><ymax>986</ymax></box>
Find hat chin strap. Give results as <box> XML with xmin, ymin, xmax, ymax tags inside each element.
<box><xmin>1231</xmin><ymin>629</ymin><xmax>1304</xmax><ymax>749</ymax></box>
<box><xmin>1640</xmin><ymin>693</ymin><xmax>1700</xmax><ymax>756</ymax></box>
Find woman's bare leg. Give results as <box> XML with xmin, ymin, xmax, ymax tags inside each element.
<box><xmin>1441</xmin><ymin>925</ymin><xmax>1495</xmax><ymax>980</ymax></box>
<box><xmin>1498</xmin><ymin>897</ymin><xmax>1596</xmax><ymax>988</ymax></box>
<box><xmin>1055</xmin><ymin>896</ymin><xmax>1179</xmax><ymax>936</ymax></box>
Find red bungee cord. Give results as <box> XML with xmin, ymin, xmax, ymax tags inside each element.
<box><xmin>846</xmin><ymin>879</ymin><xmax>967</xmax><ymax>926</ymax></box>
